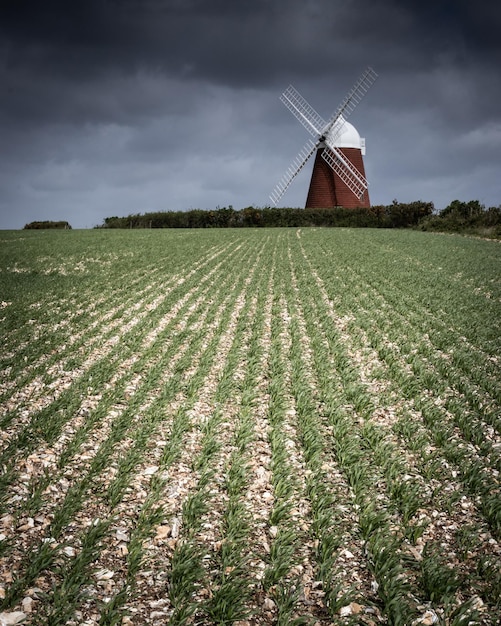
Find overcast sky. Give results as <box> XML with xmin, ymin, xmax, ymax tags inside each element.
<box><xmin>1</xmin><ymin>0</ymin><xmax>500</xmax><ymax>229</ymax></box>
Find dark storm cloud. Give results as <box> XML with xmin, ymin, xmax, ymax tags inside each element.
<box><xmin>0</xmin><ymin>0</ymin><xmax>500</xmax><ymax>228</ymax></box>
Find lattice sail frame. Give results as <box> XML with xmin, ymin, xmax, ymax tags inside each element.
<box><xmin>269</xmin><ymin>139</ymin><xmax>317</xmax><ymax>206</ymax></box>
<box><xmin>270</xmin><ymin>67</ymin><xmax>377</xmax><ymax>205</ymax></box>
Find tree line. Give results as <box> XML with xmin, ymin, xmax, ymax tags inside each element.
<box><xmin>97</xmin><ymin>201</ymin><xmax>435</xmax><ymax>230</ymax></box>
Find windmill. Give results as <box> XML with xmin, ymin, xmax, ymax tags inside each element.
<box><xmin>270</xmin><ymin>67</ymin><xmax>377</xmax><ymax>209</ymax></box>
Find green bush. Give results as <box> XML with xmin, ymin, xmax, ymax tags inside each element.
<box><xmin>419</xmin><ymin>200</ymin><xmax>501</xmax><ymax>238</ymax></box>
<box><xmin>24</xmin><ymin>221</ymin><xmax>72</xmax><ymax>230</ymax></box>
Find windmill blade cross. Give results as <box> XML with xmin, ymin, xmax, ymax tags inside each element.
<box><xmin>280</xmin><ymin>85</ymin><xmax>327</xmax><ymax>138</ymax></box>
<box><xmin>270</xmin><ymin>139</ymin><xmax>318</xmax><ymax>205</ymax></box>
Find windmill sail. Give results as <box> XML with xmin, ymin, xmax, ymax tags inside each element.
<box><xmin>270</xmin><ymin>139</ymin><xmax>317</xmax><ymax>206</ymax></box>
<box><xmin>323</xmin><ymin>67</ymin><xmax>378</xmax><ymax>141</ymax></box>
<box><xmin>280</xmin><ymin>85</ymin><xmax>326</xmax><ymax>137</ymax></box>
<box><xmin>321</xmin><ymin>146</ymin><xmax>367</xmax><ymax>199</ymax></box>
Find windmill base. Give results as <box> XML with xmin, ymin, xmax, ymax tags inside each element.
<box><xmin>305</xmin><ymin>148</ymin><xmax>370</xmax><ymax>209</ymax></box>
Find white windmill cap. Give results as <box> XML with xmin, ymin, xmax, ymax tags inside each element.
<box><xmin>327</xmin><ymin>115</ymin><xmax>364</xmax><ymax>150</ymax></box>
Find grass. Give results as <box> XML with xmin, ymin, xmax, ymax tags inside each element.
<box><xmin>0</xmin><ymin>227</ymin><xmax>500</xmax><ymax>625</ymax></box>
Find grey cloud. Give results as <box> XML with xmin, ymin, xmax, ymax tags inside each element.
<box><xmin>0</xmin><ymin>0</ymin><xmax>500</xmax><ymax>228</ymax></box>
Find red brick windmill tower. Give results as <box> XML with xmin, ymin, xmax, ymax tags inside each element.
<box><xmin>270</xmin><ymin>67</ymin><xmax>377</xmax><ymax>209</ymax></box>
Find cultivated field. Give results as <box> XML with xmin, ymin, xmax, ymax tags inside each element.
<box><xmin>0</xmin><ymin>228</ymin><xmax>500</xmax><ymax>626</ymax></box>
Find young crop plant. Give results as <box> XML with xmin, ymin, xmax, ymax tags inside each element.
<box><xmin>35</xmin><ymin>519</ymin><xmax>112</xmax><ymax>625</ymax></box>
<box><xmin>272</xmin><ymin>581</ymin><xmax>311</xmax><ymax>626</ymax></box>
<box><xmin>166</xmin><ymin>542</ymin><xmax>206</xmax><ymax>626</ymax></box>
<box><xmin>420</xmin><ymin>541</ymin><xmax>463</xmax><ymax>605</ymax></box>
